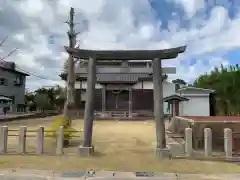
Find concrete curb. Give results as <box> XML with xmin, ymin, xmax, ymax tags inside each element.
<box><xmin>0</xmin><ymin>169</ymin><xmax>240</xmax><ymax>180</ymax></box>
<box><xmin>0</xmin><ymin>112</ymin><xmax>60</xmax><ymax>122</ymax></box>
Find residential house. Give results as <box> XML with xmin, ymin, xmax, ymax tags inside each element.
<box><xmin>0</xmin><ymin>61</ymin><xmax>29</xmax><ymax>113</ymax></box>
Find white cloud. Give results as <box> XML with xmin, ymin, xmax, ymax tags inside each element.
<box><xmin>0</xmin><ymin>0</ymin><xmax>240</xmax><ymax>90</ymax></box>
<box><xmin>170</xmin><ymin>0</ymin><xmax>205</xmax><ymax>18</ymax></box>
<box><xmin>19</xmin><ymin>0</ymin><xmax>44</xmax><ymax>17</ymax></box>
<box><xmin>13</xmin><ymin>33</ymin><xmax>25</xmax><ymax>42</ymax></box>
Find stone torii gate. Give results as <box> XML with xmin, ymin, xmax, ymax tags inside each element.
<box><xmin>65</xmin><ymin>46</ymin><xmax>186</xmax><ymax>156</ymax></box>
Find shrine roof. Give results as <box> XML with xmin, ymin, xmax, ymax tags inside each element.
<box><xmin>77</xmin><ymin>60</ymin><xmax>153</xmax><ymax>66</ymax></box>
<box><xmin>163</xmin><ymin>94</ymin><xmax>189</xmax><ymax>102</ymax></box>
<box><xmin>60</xmin><ymin>73</ymin><xmax>168</xmax><ymax>82</ymax></box>
<box><xmin>64</xmin><ymin>46</ymin><xmax>186</xmax><ymax>60</ymax></box>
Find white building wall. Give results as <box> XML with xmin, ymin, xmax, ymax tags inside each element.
<box><xmin>132</xmin><ymin>81</ymin><xmax>175</xmax><ymax>97</ymax></box>
<box><xmin>179</xmin><ymin>95</ymin><xmax>210</xmax><ymax>116</ymax></box>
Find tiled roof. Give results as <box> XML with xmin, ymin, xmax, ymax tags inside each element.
<box><xmin>0</xmin><ymin>62</ymin><xmax>29</xmax><ymax>76</ymax></box>
<box><xmin>163</xmin><ymin>94</ymin><xmax>189</xmax><ymax>102</ymax></box>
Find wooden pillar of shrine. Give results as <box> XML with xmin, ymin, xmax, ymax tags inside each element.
<box><xmin>128</xmin><ymin>88</ymin><xmax>132</xmax><ymax>117</ymax></box>
<box><xmin>102</xmin><ymin>85</ymin><xmax>106</xmax><ymax>114</ymax></box>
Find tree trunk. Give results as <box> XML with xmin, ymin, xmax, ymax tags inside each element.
<box><xmin>63</xmin><ymin>52</ymin><xmax>76</xmax><ymax>125</ymax></box>
<box><xmin>63</xmin><ymin>7</ymin><xmax>76</xmax><ymax>127</ymax></box>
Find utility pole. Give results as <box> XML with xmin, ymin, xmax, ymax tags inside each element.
<box><xmin>63</xmin><ymin>7</ymin><xmax>77</xmax><ymax>125</ymax></box>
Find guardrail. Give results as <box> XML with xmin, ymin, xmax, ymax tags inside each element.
<box><xmin>0</xmin><ymin>126</ymin><xmax>83</xmax><ymax>155</ymax></box>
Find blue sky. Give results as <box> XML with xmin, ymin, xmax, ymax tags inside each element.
<box><xmin>0</xmin><ymin>0</ymin><xmax>240</xmax><ymax>90</ymax></box>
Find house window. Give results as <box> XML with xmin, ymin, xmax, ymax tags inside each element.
<box><xmin>0</xmin><ymin>77</ymin><xmax>7</xmax><ymax>86</ymax></box>
<box><xmin>14</xmin><ymin>76</ymin><xmax>23</xmax><ymax>86</ymax></box>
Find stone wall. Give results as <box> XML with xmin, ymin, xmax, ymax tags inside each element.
<box><xmin>167</xmin><ymin>116</ymin><xmax>190</xmax><ymax>134</ymax></box>
<box><xmin>168</xmin><ymin>117</ymin><xmax>240</xmax><ymax>150</ymax></box>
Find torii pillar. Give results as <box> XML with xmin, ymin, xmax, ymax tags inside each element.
<box><xmin>78</xmin><ymin>56</ymin><xmax>96</xmax><ymax>156</ymax></box>
<box><xmin>153</xmin><ymin>58</ymin><xmax>166</xmax><ymax>150</ymax></box>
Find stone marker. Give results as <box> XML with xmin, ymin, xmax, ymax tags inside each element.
<box><xmin>36</xmin><ymin>126</ymin><xmax>44</xmax><ymax>155</ymax></box>
<box><xmin>224</xmin><ymin>128</ymin><xmax>232</xmax><ymax>158</ymax></box>
<box><xmin>56</xmin><ymin>126</ymin><xmax>64</xmax><ymax>155</ymax></box>
<box><xmin>204</xmin><ymin>128</ymin><xmax>212</xmax><ymax>157</ymax></box>
<box><xmin>18</xmin><ymin>126</ymin><xmax>27</xmax><ymax>154</ymax></box>
<box><xmin>0</xmin><ymin>126</ymin><xmax>8</xmax><ymax>153</ymax></box>
<box><xmin>155</xmin><ymin>148</ymin><xmax>172</xmax><ymax>159</ymax></box>
<box><xmin>185</xmin><ymin>128</ymin><xmax>193</xmax><ymax>156</ymax></box>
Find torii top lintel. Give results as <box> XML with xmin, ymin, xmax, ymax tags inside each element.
<box><xmin>64</xmin><ymin>46</ymin><xmax>186</xmax><ymax>60</ymax></box>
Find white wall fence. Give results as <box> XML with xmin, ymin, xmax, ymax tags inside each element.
<box><xmin>0</xmin><ymin>126</ymin><xmax>82</xmax><ymax>155</ymax></box>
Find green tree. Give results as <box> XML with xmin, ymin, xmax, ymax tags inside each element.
<box><xmin>172</xmin><ymin>78</ymin><xmax>187</xmax><ymax>85</ymax></box>
<box><xmin>26</xmin><ymin>86</ymin><xmax>65</xmax><ymax>111</ymax></box>
<box><xmin>25</xmin><ymin>92</ymin><xmax>36</xmax><ymax>111</ymax></box>
<box><xmin>35</xmin><ymin>93</ymin><xmax>50</xmax><ymax>112</ymax></box>
<box><xmin>193</xmin><ymin>64</ymin><xmax>240</xmax><ymax>115</ymax></box>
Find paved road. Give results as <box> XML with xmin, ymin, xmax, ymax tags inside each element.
<box><xmin>0</xmin><ymin>174</ymin><xmax>240</xmax><ymax>180</ymax></box>
<box><xmin>0</xmin><ymin>115</ymin><xmax>58</xmax><ymax>126</ymax></box>
<box><xmin>0</xmin><ymin>113</ymin><xmax>36</xmax><ymax>120</ymax></box>
<box><xmin>0</xmin><ymin>175</ymin><xmax>48</xmax><ymax>180</ymax></box>
<box><xmin>0</xmin><ymin>170</ymin><xmax>239</xmax><ymax>180</ymax></box>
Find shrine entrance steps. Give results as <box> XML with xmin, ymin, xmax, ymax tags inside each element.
<box><xmin>94</xmin><ymin>111</ymin><xmax>152</xmax><ymax>120</ymax></box>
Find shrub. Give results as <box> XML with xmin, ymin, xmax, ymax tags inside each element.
<box><xmin>46</xmin><ymin>116</ymin><xmax>77</xmax><ymax>144</ymax></box>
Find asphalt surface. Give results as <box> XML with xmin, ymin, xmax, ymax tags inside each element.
<box><xmin>0</xmin><ymin>170</ymin><xmax>239</xmax><ymax>180</ymax></box>
<box><xmin>0</xmin><ymin>175</ymin><xmax>48</xmax><ymax>180</ymax></box>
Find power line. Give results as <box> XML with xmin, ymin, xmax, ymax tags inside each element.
<box><xmin>0</xmin><ymin>58</ymin><xmax>61</xmax><ymax>81</ymax></box>
<box><xmin>15</xmin><ymin>66</ymin><xmax>61</xmax><ymax>81</ymax></box>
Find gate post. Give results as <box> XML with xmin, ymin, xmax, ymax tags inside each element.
<box><xmin>204</xmin><ymin>128</ymin><xmax>212</xmax><ymax>157</ymax></box>
<box><xmin>79</xmin><ymin>56</ymin><xmax>96</xmax><ymax>156</ymax></box>
<box><xmin>56</xmin><ymin>126</ymin><xmax>64</xmax><ymax>155</ymax></box>
<box><xmin>153</xmin><ymin>58</ymin><xmax>166</xmax><ymax>149</ymax></box>
<box><xmin>0</xmin><ymin>126</ymin><xmax>8</xmax><ymax>153</ymax></box>
<box><xmin>36</xmin><ymin>126</ymin><xmax>44</xmax><ymax>155</ymax></box>
<box><xmin>185</xmin><ymin>128</ymin><xmax>193</xmax><ymax>156</ymax></box>
<box><xmin>18</xmin><ymin>126</ymin><xmax>27</xmax><ymax>154</ymax></box>
<box><xmin>224</xmin><ymin>128</ymin><xmax>232</xmax><ymax>159</ymax></box>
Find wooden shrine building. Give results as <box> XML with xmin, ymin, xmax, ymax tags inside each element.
<box><xmin>61</xmin><ymin>60</ymin><xmax>179</xmax><ymax>117</ymax></box>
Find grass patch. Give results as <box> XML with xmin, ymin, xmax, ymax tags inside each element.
<box><xmin>1</xmin><ymin>117</ymin><xmax>240</xmax><ymax>173</ymax></box>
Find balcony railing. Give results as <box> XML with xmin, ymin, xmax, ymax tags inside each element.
<box><xmin>75</xmin><ymin>67</ymin><xmax>176</xmax><ymax>74</ymax></box>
